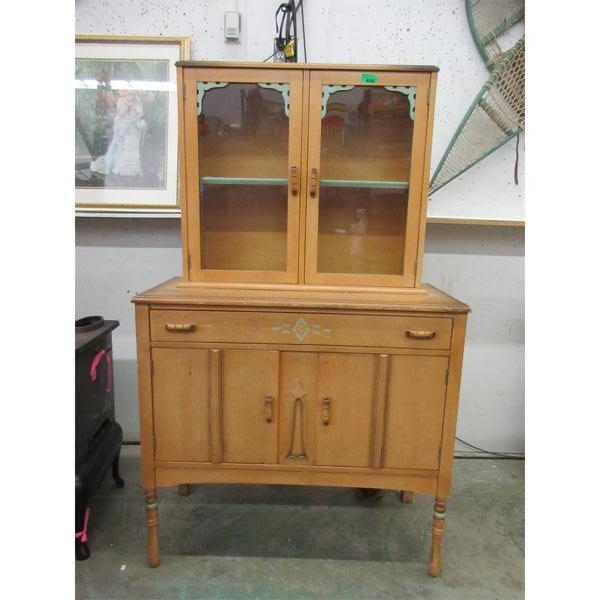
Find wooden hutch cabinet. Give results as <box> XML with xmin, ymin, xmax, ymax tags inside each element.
<box><xmin>133</xmin><ymin>61</ymin><xmax>469</xmax><ymax>576</ymax></box>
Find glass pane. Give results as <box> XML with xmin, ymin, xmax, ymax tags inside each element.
<box><xmin>317</xmin><ymin>85</ymin><xmax>415</xmax><ymax>276</ymax></box>
<box><xmin>197</xmin><ymin>82</ymin><xmax>289</xmax><ymax>271</ymax></box>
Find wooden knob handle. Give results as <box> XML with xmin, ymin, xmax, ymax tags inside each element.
<box><xmin>322</xmin><ymin>397</ymin><xmax>331</xmax><ymax>425</ymax></box>
<box><xmin>310</xmin><ymin>167</ymin><xmax>319</xmax><ymax>197</ymax></box>
<box><xmin>290</xmin><ymin>166</ymin><xmax>299</xmax><ymax>196</ymax></box>
<box><xmin>264</xmin><ymin>395</ymin><xmax>273</xmax><ymax>423</ymax></box>
<box><xmin>165</xmin><ymin>323</ymin><xmax>196</xmax><ymax>332</ymax></box>
<box><xmin>405</xmin><ymin>329</ymin><xmax>436</xmax><ymax>339</ymax></box>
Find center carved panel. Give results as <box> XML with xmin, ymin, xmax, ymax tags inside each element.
<box><xmin>286</xmin><ymin>379</ymin><xmax>308</xmax><ymax>461</ymax></box>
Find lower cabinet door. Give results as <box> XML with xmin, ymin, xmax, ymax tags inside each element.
<box><xmin>221</xmin><ymin>350</ymin><xmax>279</xmax><ymax>464</ymax></box>
<box><xmin>383</xmin><ymin>355</ymin><xmax>448</xmax><ymax>470</ymax></box>
<box><xmin>315</xmin><ymin>353</ymin><xmax>377</xmax><ymax>467</ymax></box>
<box><xmin>152</xmin><ymin>348</ymin><xmax>211</xmax><ymax>462</ymax></box>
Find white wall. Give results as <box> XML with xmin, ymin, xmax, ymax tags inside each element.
<box><xmin>75</xmin><ymin>0</ymin><xmax>524</xmax><ymax>452</ymax></box>
<box><xmin>76</xmin><ymin>0</ymin><xmax>524</xmax><ymax>220</ymax></box>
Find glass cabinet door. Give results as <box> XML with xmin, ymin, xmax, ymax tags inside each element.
<box><xmin>183</xmin><ymin>68</ymin><xmax>302</xmax><ymax>283</ymax></box>
<box><xmin>304</xmin><ymin>70</ymin><xmax>431</xmax><ymax>287</ymax></box>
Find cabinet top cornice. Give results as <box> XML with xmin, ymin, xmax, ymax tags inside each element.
<box><xmin>175</xmin><ymin>61</ymin><xmax>439</xmax><ymax>72</ymax></box>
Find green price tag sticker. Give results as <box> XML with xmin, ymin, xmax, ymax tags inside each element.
<box><xmin>361</xmin><ymin>72</ymin><xmax>378</xmax><ymax>84</ymax></box>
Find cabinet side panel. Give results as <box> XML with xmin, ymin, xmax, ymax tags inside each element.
<box><xmin>401</xmin><ymin>72</ymin><xmax>430</xmax><ymax>287</ymax></box>
<box><xmin>415</xmin><ymin>72</ymin><xmax>438</xmax><ymax>286</ymax></box>
<box><xmin>384</xmin><ymin>355</ymin><xmax>448</xmax><ymax>469</ymax></box>
<box><xmin>135</xmin><ymin>305</ymin><xmax>155</xmax><ymax>490</ymax></box>
<box><xmin>437</xmin><ymin>314</ymin><xmax>468</xmax><ymax>498</ymax></box>
<box><xmin>152</xmin><ymin>348</ymin><xmax>211</xmax><ymax>462</ymax></box>
<box><xmin>221</xmin><ymin>350</ymin><xmax>279</xmax><ymax>464</ymax></box>
<box><xmin>315</xmin><ymin>353</ymin><xmax>377</xmax><ymax>467</ymax></box>
<box><xmin>177</xmin><ymin>66</ymin><xmax>190</xmax><ymax>281</ymax></box>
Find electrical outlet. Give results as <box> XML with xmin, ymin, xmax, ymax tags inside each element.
<box><xmin>273</xmin><ymin>38</ymin><xmax>285</xmax><ymax>63</ymax></box>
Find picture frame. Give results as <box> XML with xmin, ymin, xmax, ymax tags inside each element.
<box><xmin>75</xmin><ymin>35</ymin><xmax>190</xmax><ymax>215</ymax></box>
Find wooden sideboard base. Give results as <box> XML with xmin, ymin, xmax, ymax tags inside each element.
<box><xmin>134</xmin><ymin>279</ymin><xmax>468</xmax><ymax>576</ymax></box>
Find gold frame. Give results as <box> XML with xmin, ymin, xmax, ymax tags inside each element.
<box><xmin>75</xmin><ymin>35</ymin><xmax>191</xmax><ymax>213</ymax></box>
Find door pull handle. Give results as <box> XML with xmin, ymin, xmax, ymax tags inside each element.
<box><xmin>322</xmin><ymin>397</ymin><xmax>331</xmax><ymax>425</ymax></box>
<box><xmin>310</xmin><ymin>168</ymin><xmax>319</xmax><ymax>197</ymax></box>
<box><xmin>264</xmin><ymin>395</ymin><xmax>274</xmax><ymax>423</ymax></box>
<box><xmin>290</xmin><ymin>166</ymin><xmax>299</xmax><ymax>196</ymax></box>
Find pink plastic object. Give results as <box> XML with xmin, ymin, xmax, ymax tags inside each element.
<box><xmin>75</xmin><ymin>507</ymin><xmax>90</xmax><ymax>544</ymax></box>
<box><xmin>90</xmin><ymin>350</ymin><xmax>112</xmax><ymax>393</ymax></box>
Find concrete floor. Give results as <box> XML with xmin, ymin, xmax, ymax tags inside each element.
<box><xmin>76</xmin><ymin>446</ymin><xmax>524</xmax><ymax>599</ymax></box>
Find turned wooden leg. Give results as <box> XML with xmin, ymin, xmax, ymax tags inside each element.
<box><xmin>400</xmin><ymin>490</ymin><xmax>414</xmax><ymax>503</ymax></box>
<box><xmin>429</xmin><ymin>498</ymin><xmax>446</xmax><ymax>577</ymax></box>
<box><xmin>178</xmin><ymin>484</ymin><xmax>190</xmax><ymax>497</ymax></box>
<box><xmin>145</xmin><ymin>491</ymin><xmax>160</xmax><ymax>567</ymax></box>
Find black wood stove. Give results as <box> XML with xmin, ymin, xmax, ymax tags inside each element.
<box><xmin>75</xmin><ymin>316</ymin><xmax>124</xmax><ymax>560</ymax></box>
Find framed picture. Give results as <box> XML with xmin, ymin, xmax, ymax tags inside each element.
<box><xmin>75</xmin><ymin>35</ymin><xmax>190</xmax><ymax>214</ymax></box>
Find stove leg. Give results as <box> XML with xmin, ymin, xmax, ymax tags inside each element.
<box><xmin>145</xmin><ymin>491</ymin><xmax>160</xmax><ymax>567</ymax></box>
<box><xmin>75</xmin><ymin>484</ymin><xmax>90</xmax><ymax>561</ymax></box>
<box><xmin>429</xmin><ymin>498</ymin><xmax>446</xmax><ymax>577</ymax></box>
<box><xmin>112</xmin><ymin>447</ymin><xmax>125</xmax><ymax>488</ymax></box>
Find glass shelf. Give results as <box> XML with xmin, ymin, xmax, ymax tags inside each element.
<box><xmin>321</xmin><ymin>179</ymin><xmax>408</xmax><ymax>189</ymax></box>
<box><xmin>200</xmin><ymin>176</ymin><xmax>408</xmax><ymax>189</ymax></box>
<box><xmin>201</xmin><ymin>176</ymin><xmax>287</xmax><ymax>186</ymax></box>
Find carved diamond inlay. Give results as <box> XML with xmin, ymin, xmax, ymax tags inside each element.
<box><xmin>292</xmin><ymin>318</ymin><xmax>310</xmax><ymax>342</ymax></box>
<box><xmin>272</xmin><ymin>318</ymin><xmax>332</xmax><ymax>342</ymax></box>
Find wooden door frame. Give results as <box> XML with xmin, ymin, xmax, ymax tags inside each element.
<box><xmin>182</xmin><ymin>67</ymin><xmax>303</xmax><ymax>284</ymax></box>
<box><xmin>304</xmin><ymin>70</ymin><xmax>431</xmax><ymax>288</ymax></box>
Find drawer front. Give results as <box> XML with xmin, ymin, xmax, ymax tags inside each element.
<box><xmin>150</xmin><ymin>309</ymin><xmax>452</xmax><ymax>349</ymax></box>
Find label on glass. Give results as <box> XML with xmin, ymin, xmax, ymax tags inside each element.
<box><xmin>361</xmin><ymin>72</ymin><xmax>378</xmax><ymax>83</ymax></box>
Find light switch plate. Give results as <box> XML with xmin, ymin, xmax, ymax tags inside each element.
<box><xmin>224</xmin><ymin>11</ymin><xmax>241</xmax><ymax>40</ymax></box>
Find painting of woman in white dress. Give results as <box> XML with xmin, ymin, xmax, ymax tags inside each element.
<box><xmin>75</xmin><ymin>59</ymin><xmax>168</xmax><ymax>190</ymax></box>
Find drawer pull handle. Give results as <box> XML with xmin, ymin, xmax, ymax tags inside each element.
<box><xmin>310</xmin><ymin>167</ymin><xmax>319</xmax><ymax>197</ymax></box>
<box><xmin>406</xmin><ymin>329</ymin><xmax>436</xmax><ymax>339</ymax></box>
<box><xmin>264</xmin><ymin>395</ymin><xmax>273</xmax><ymax>423</ymax></box>
<box><xmin>322</xmin><ymin>397</ymin><xmax>331</xmax><ymax>426</ymax></box>
<box><xmin>165</xmin><ymin>323</ymin><xmax>196</xmax><ymax>332</ymax></box>
<box><xmin>290</xmin><ymin>166</ymin><xmax>299</xmax><ymax>196</ymax></box>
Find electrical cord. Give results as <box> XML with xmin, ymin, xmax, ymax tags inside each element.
<box><xmin>264</xmin><ymin>1</ymin><xmax>306</xmax><ymax>63</ymax></box>
<box><xmin>455</xmin><ymin>436</ymin><xmax>523</xmax><ymax>459</ymax></box>
<box><xmin>298</xmin><ymin>0</ymin><xmax>307</xmax><ymax>61</ymax></box>
<box><xmin>262</xmin><ymin>49</ymin><xmax>279</xmax><ymax>62</ymax></box>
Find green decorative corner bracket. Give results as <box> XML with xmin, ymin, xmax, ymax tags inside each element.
<box><xmin>197</xmin><ymin>81</ymin><xmax>291</xmax><ymax>117</ymax></box>
<box><xmin>384</xmin><ymin>86</ymin><xmax>416</xmax><ymax>120</ymax></box>
<box><xmin>321</xmin><ymin>85</ymin><xmax>354</xmax><ymax>118</ymax></box>
<box><xmin>321</xmin><ymin>84</ymin><xmax>417</xmax><ymax>120</ymax></box>
<box><xmin>197</xmin><ymin>82</ymin><xmax>229</xmax><ymax>115</ymax></box>
<box><xmin>257</xmin><ymin>82</ymin><xmax>290</xmax><ymax>117</ymax></box>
